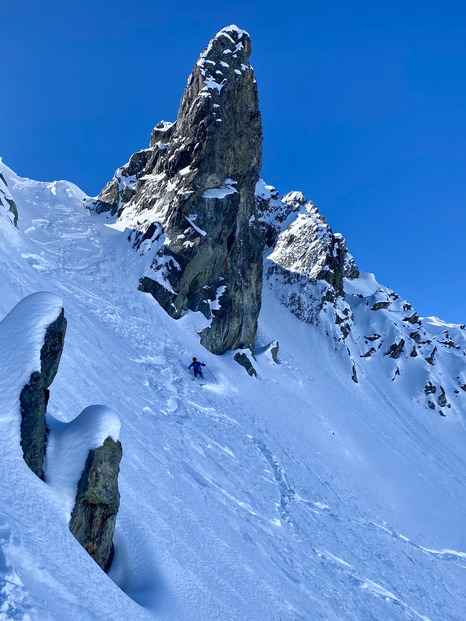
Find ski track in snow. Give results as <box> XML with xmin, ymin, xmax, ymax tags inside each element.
<box><xmin>0</xmin><ymin>164</ymin><xmax>465</xmax><ymax>619</ymax></box>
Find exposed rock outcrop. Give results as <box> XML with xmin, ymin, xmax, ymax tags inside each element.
<box><xmin>84</xmin><ymin>27</ymin><xmax>466</xmax><ymax>416</ymax></box>
<box><xmin>269</xmin><ymin>340</ymin><xmax>279</xmax><ymax>363</ymax></box>
<box><xmin>1</xmin><ymin>295</ymin><xmax>123</xmax><ymax>573</ymax></box>
<box><xmin>234</xmin><ymin>352</ymin><xmax>257</xmax><ymax>377</ymax></box>
<box><xmin>90</xmin><ymin>149</ymin><xmax>153</xmax><ymax>216</ymax></box>
<box><xmin>371</xmin><ymin>301</ymin><xmax>390</xmax><ymax>311</ymax></box>
<box><xmin>384</xmin><ymin>339</ymin><xmax>405</xmax><ymax>359</ymax></box>
<box><xmin>425</xmin><ymin>347</ymin><xmax>437</xmax><ymax>366</ymax></box>
<box><xmin>265</xmin><ymin>198</ymin><xmax>357</xmax><ymax>340</ymax></box>
<box><xmin>437</xmin><ymin>386</ymin><xmax>447</xmax><ymax>408</ymax></box>
<box><xmin>0</xmin><ymin>171</ymin><xmax>18</xmax><ymax>226</ymax></box>
<box><xmin>20</xmin><ymin>309</ymin><xmax>67</xmax><ymax>479</ymax></box>
<box><xmin>69</xmin><ymin>436</ymin><xmax>122</xmax><ymax>571</ymax></box>
<box><xmin>92</xmin><ymin>26</ymin><xmax>263</xmax><ymax>355</ymax></box>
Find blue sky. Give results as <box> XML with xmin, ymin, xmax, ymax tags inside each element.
<box><xmin>2</xmin><ymin>1</ymin><xmax>465</xmax><ymax>323</ymax></box>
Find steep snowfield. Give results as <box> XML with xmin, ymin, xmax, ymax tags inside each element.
<box><xmin>1</xmin><ymin>158</ymin><xmax>466</xmax><ymax>620</ymax></box>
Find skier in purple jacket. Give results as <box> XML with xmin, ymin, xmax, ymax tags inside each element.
<box><xmin>189</xmin><ymin>357</ymin><xmax>206</xmax><ymax>378</ymax></box>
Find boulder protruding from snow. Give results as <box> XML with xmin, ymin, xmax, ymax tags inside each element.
<box><xmin>19</xmin><ymin>306</ymin><xmax>67</xmax><ymax>479</ymax></box>
<box><xmin>45</xmin><ymin>404</ymin><xmax>122</xmax><ymax>571</ymax></box>
<box><xmin>69</xmin><ymin>436</ymin><xmax>122</xmax><ymax>571</ymax></box>
<box><xmin>234</xmin><ymin>352</ymin><xmax>257</xmax><ymax>377</ymax></box>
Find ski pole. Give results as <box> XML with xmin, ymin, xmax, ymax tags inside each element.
<box><xmin>205</xmin><ymin>366</ymin><xmax>217</xmax><ymax>381</ymax></box>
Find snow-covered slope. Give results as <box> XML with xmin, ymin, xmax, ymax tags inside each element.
<box><xmin>1</xmin><ymin>154</ymin><xmax>466</xmax><ymax>620</ymax></box>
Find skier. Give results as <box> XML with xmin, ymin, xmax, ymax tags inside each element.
<box><xmin>189</xmin><ymin>357</ymin><xmax>206</xmax><ymax>379</ymax></box>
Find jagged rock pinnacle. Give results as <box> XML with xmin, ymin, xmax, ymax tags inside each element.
<box><xmin>96</xmin><ymin>26</ymin><xmax>263</xmax><ymax>355</ymax></box>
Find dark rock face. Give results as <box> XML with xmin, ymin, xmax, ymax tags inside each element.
<box><xmin>403</xmin><ymin>312</ymin><xmax>420</xmax><ymax>324</ymax></box>
<box><xmin>0</xmin><ymin>171</ymin><xmax>18</xmax><ymax>227</ymax></box>
<box><xmin>234</xmin><ymin>352</ymin><xmax>257</xmax><ymax>377</ymax></box>
<box><xmin>424</xmin><ymin>382</ymin><xmax>436</xmax><ymax>395</ymax></box>
<box><xmin>437</xmin><ymin>387</ymin><xmax>447</xmax><ymax>408</ymax></box>
<box><xmin>20</xmin><ymin>309</ymin><xmax>67</xmax><ymax>478</ymax></box>
<box><xmin>69</xmin><ymin>437</ymin><xmax>122</xmax><ymax>571</ymax></box>
<box><xmin>20</xmin><ymin>371</ymin><xmax>48</xmax><ymax>479</ymax></box>
<box><xmin>96</xmin><ymin>26</ymin><xmax>263</xmax><ymax>355</ymax></box>
<box><xmin>40</xmin><ymin>309</ymin><xmax>67</xmax><ymax>386</ymax></box>
<box><xmin>91</xmin><ymin>149</ymin><xmax>153</xmax><ymax>216</ymax></box>
<box><xmin>370</xmin><ymin>301</ymin><xmax>390</xmax><ymax>311</ymax></box>
<box><xmin>384</xmin><ymin>339</ymin><xmax>405</xmax><ymax>359</ymax></box>
<box><xmin>425</xmin><ymin>347</ymin><xmax>437</xmax><ymax>366</ymax></box>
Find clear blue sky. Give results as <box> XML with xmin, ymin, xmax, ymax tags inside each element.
<box><xmin>2</xmin><ymin>1</ymin><xmax>465</xmax><ymax>323</ymax></box>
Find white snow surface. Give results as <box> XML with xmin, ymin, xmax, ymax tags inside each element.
<box><xmin>0</xmin><ymin>157</ymin><xmax>465</xmax><ymax>620</ymax></box>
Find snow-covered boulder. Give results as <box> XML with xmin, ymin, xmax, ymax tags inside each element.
<box><xmin>69</xmin><ymin>435</ymin><xmax>122</xmax><ymax>571</ymax></box>
<box><xmin>0</xmin><ymin>292</ymin><xmax>66</xmax><ymax>479</ymax></box>
<box><xmin>44</xmin><ymin>395</ymin><xmax>122</xmax><ymax>572</ymax></box>
<box><xmin>48</xmin><ymin>406</ymin><xmax>123</xmax><ymax>572</ymax></box>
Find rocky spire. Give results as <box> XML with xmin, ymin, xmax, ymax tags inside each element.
<box><xmin>95</xmin><ymin>25</ymin><xmax>263</xmax><ymax>355</ymax></box>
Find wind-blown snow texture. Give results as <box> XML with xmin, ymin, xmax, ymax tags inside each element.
<box><xmin>1</xmin><ymin>46</ymin><xmax>466</xmax><ymax>621</ymax></box>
